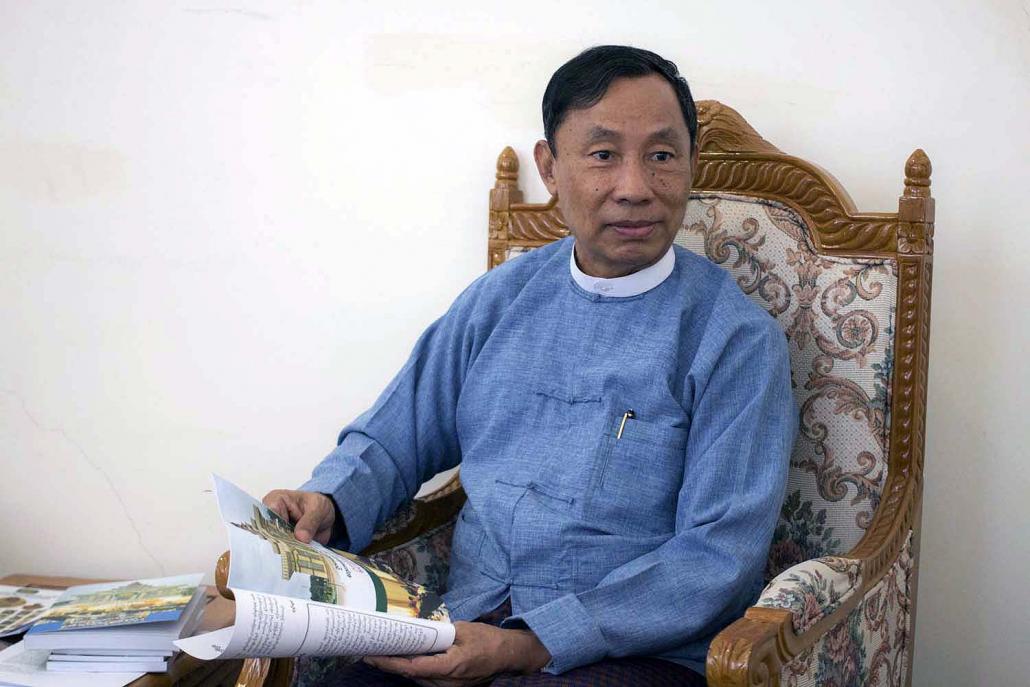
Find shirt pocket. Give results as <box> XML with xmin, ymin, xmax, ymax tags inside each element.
<box><xmin>450</xmin><ymin>503</ymin><xmax>486</xmax><ymax>565</ymax></box>
<box><xmin>586</xmin><ymin>415</ymin><xmax>689</xmax><ymax>536</ymax></box>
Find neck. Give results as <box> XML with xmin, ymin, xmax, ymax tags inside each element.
<box><xmin>572</xmin><ymin>246</ymin><xmax>665</xmax><ymax>279</ymax></box>
<box><xmin>569</xmin><ymin>241</ymin><xmax>677</xmax><ymax>299</ymax></box>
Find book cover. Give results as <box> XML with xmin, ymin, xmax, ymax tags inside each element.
<box><xmin>27</xmin><ymin>574</ymin><xmax>203</xmax><ymax>633</ymax></box>
<box><xmin>23</xmin><ymin>588</ymin><xmax>206</xmax><ymax>653</ymax></box>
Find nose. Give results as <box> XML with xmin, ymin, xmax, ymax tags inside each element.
<box><xmin>612</xmin><ymin>158</ymin><xmax>654</xmax><ymax>204</ymax></box>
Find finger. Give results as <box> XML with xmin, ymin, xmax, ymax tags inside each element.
<box><xmin>294</xmin><ymin>496</ymin><xmax>331</xmax><ymax>543</ymax></box>
<box><xmin>364</xmin><ymin>655</ymin><xmax>414</xmax><ymax>676</ymax></box>
<box><xmin>312</xmin><ymin>504</ymin><xmax>336</xmax><ymax>544</ymax></box>
<box><xmin>393</xmin><ymin>652</ymin><xmax>456</xmax><ymax>678</ymax></box>
<box><xmin>280</xmin><ymin>494</ymin><xmax>309</xmax><ymax>524</ymax></box>
<box><xmin>361</xmin><ymin>656</ymin><xmax>386</xmax><ymax>672</ymax></box>
<box><xmin>368</xmin><ymin>652</ymin><xmax>452</xmax><ymax>679</ymax></box>
<box><xmin>314</xmin><ymin>520</ymin><xmax>334</xmax><ymax>545</ymax></box>
<box><xmin>261</xmin><ymin>492</ymin><xmax>290</xmax><ymax>521</ymax></box>
<box><xmin>451</xmin><ymin>621</ymin><xmax>474</xmax><ymax>641</ymax></box>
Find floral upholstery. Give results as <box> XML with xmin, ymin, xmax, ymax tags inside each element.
<box><xmin>778</xmin><ymin>531</ymin><xmax>914</xmax><ymax>687</ymax></box>
<box><xmin>368</xmin><ymin>520</ymin><xmax>454</xmax><ymax>598</ymax></box>
<box><xmin>756</xmin><ymin>554</ymin><xmax>863</xmax><ymax>633</ymax></box>
<box><xmin>675</xmin><ymin>193</ymin><xmax>897</xmax><ymax>579</ymax></box>
<box><xmin>293</xmin><ymin>654</ymin><xmax>358</xmax><ymax>686</ymax></box>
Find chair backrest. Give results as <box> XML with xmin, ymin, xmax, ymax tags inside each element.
<box><xmin>487</xmin><ymin>101</ymin><xmax>933</xmax><ymax>583</ymax></box>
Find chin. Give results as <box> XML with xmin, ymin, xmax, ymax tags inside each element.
<box><xmin>601</xmin><ymin>249</ymin><xmax>662</xmax><ymax>275</ymax></box>
<box><xmin>612</xmin><ymin>241</ymin><xmax>666</xmax><ymax>263</ymax></box>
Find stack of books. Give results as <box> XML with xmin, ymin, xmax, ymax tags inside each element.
<box><xmin>21</xmin><ymin>574</ymin><xmax>205</xmax><ymax>674</ymax></box>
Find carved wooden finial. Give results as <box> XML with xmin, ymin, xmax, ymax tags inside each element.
<box><xmin>495</xmin><ymin>146</ymin><xmax>519</xmax><ymax>188</ymax></box>
<box><xmin>490</xmin><ymin>146</ymin><xmax>524</xmax><ymax>241</ymax></box>
<box><xmin>695</xmin><ymin>100</ymin><xmax>781</xmax><ymax>154</ymax></box>
<box><xmin>898</xmin><ymin>148</ymin><xmax>934</xmax><ymax>253</ymax></box>
<box><xmin>904</xmin><ymin>149</ymin><xmax>932</xmax><ymax>198</ymax></box>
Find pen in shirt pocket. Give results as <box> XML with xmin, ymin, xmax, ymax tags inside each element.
<box><xmin>617</xmin><ymin>410</ymin><xmax>635</xmax><ymax>439</ymax></box>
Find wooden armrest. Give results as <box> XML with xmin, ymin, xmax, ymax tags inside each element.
<box><xmin>707</xmin><ymin>530</ymin><xmax>915</xmax><ymax>686</ymax></box>
<box><xmin>238</xmin><ymin>657</ymin><xmax>294</xmax><ymax>687</ymax></box>
<box><xmin>707</xmin><ymin>606</ymin><xmax>794</xmax><ymax>687</ymax></box>
<box><xmin>215</xmin><ymin>550</ymin><xmax>234</xmax><ymax>600</ymax></box>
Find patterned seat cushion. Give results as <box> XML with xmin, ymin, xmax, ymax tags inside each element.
<box><xmin>775</xmin><ymin>532</ymin><xmax>914</xmax><ymax>686</ymax></box>
<box><xmin>756</xmin><ymin>556</ymin><xmax>863</xmax><ymax>633</ymax></box>
<box><xmin>368</xmin><ymin>520</ymin><xmax>454</xmax><ymax>595</ymax></box>
<box><xmin>675</xmin><ymin>193</ymin><xmax>897</xmax><ymax>579</ymax></box>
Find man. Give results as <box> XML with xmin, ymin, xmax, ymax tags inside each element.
<box><xmin>264</xmin><ymin>45</ymin><xmax>796</xmax><ymax>686</ymax></box>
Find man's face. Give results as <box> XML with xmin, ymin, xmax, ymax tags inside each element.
<box><xmin>534</xmin><ymin>74</ymin><xmax>697</xmax><ymax>279</ymax></box>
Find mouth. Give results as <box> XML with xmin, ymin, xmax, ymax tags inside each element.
<box><xmin>608</xmin><ymin>220</ymin><xmax>659</xmax><ymax>239</ymax></box>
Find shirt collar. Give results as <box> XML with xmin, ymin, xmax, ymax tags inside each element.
<box><xmin>569</xmin><ymin>243</ymin><xmax>676</xmax><ymax>298</ymax></box>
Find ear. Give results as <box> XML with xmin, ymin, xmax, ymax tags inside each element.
<box><xmin>533</xmin><ymin>139</ymin><xmax>559</xmax><ymax>197</ymax></box>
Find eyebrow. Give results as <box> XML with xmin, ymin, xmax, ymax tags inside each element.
<box><xmin>648</xmin><ymin>127</ymin><xmax>686</xmax><ymax>146</ymax></box>
<box><xmin>584</xmin><ymin>126</ymin><xmax>621</xmax><ymax>145</ymax></box>
<box><xmin>582</xmin><ymin>125</ymin><xmax>685</xmax><ymax>146</ymax></box>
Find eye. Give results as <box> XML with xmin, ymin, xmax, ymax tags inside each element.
<box><xmin>651</xmin><ymin>151</ymin><xmax>675</xmax><ymax>162</ymax></box>
<box><xmin>590</xmin><ymin>150</ymin><xmax>613</xmax><ymax>161</ymax></box>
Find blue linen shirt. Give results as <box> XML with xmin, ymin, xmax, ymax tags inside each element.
<box><xmin>302</xmin><ymin>237</ymin><xmax>797</xmax><ymax>675</ymax></box>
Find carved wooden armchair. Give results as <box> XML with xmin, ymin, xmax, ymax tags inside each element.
<box><xmin>230</xmin><ymin>101</ymin><xmax>933</xmax><ymax>687</ymax></box>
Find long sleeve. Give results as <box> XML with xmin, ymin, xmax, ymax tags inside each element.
<box><xmin>300</xmin><ymin>291</ymin><xmax>481</xmax><ymax>553</ymax></box>
<box><xmin>503</xmin><ymin>307</ymin><xmax>797</xmax><ymax>674</ymax></box>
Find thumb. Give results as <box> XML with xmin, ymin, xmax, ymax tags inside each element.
<box><xmin>294</xmin><ymin>496</ymin><xmax>331</xmax><ymax>543</ymax></box>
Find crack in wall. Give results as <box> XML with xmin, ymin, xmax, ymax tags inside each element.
<box><xmin>1</xmin><ymin>389</ymin><xmax>167</xmax><ymax>576</ymax></box>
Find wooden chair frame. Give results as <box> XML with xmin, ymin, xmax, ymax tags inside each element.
<box><xmin>230</xmin><ymin>100</ymin><xmax>933</xmax><ymax>687</ymax></box>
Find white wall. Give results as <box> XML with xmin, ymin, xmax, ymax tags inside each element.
<box><xmin>1</xmin><ymin>1</ymin><xmax>1027</xmax><ymax>683</ymax></box>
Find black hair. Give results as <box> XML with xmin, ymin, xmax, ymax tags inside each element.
<box><xmin>542</xmin><ymin>45</ymin><xmax>698</xmax><ymax>154</ymax></box>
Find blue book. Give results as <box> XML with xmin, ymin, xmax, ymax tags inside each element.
<box><xmin>27</xmin><ymin>574</ymin><xmax>202</xmax><ymax>634</ymax></box>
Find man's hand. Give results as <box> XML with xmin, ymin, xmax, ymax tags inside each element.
<box><xmin>363</xmin><ymin>621</ymin><xmax>550</xmax><ymax>686</ymax></box>
<box><xmin>261</xmin><ymin>489</ymin><xmax>336</xmax><ymax>545</ymax></box>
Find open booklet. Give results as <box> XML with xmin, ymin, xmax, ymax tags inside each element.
<box><xmin>175</xmin><ymin>476</ymin><xmax>454</xmax><ymax>661</ymax></box>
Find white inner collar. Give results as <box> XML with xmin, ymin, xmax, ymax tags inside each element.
<box><xmin>569</xmin><ymin>243</ymin><xmax>676</xmax><ymax>298</ymax></box>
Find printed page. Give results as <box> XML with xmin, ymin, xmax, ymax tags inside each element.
<box><xmin>175</xmin><ymin>589</ymin><xmax>453</xmax><ymax>660</ymax></box>
<box><xmin>212</xmin><ymin>475</ymin><xmax>447</xmax><ymax>622</ymax></box>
